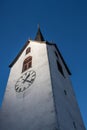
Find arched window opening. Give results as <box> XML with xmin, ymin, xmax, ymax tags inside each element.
<box><xmin>73</xmin><ymin>121</ymin><xmax>77</xmax><ymax>129</ymax></box>
<box><xmin>22</xmin><ymin>56</ymin><xmax>32</xmax><ymax>72</ymax></box>
<box><xmin>26</xmin><ymin>47</ymin><xmax>31</xmax><ymax>54</ymax></box>
<box><xmin>64</xmin><ymin>90</ymin><xmax>67</xmax><ymax>95</ymax></box>
<box><xmin>57</xmin><ymin>60</ymin><xmax>65</xmax><ymax>77</ymax></box>
<box><xmin>55</xmin><ymin>51</ymin><xmax>59</xmax><ymax>59</ymax></box>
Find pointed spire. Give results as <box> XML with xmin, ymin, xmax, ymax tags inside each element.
<box><xmin>35</xmin><ymin>25</ymin><xmax>44</xmax><ymax>41</ymax></box>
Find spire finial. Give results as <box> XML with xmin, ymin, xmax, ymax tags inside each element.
<box><xmin>38</xmin><ymin>24</ymin><xmax>40</xmax><ymax>29</ymax></box>
<box><xmin>35</xmin><ymin>25</ymin><xmax>44</xmax><ymax>41</ymax></box>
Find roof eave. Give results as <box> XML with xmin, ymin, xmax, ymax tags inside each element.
<box><xmin>9</xmin><ymin>40</ymin><xmax>30</xmax><ymax>68</ymax></box>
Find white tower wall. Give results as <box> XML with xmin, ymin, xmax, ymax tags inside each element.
<box><xmin>0</xmin><ymin>41</ymin><xmax>58</xmax><ymax>130</ymax></box>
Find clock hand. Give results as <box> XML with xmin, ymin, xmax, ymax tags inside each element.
<box><xmin>25</xmin><ymin>73</ymin><xmax>30</xmax><ymax>80</ymax></box>
<box><xmin>24</xmin><ymin>79</ymin><xmax>31</xmax><ymax>83</ymax></box>
<box><xmin>22</xmin><ymin>78</ymin><xmax>34</xmax><ymax>83</ymax></box>
<box><xmin>22</xmin><ymin>74</ymin><xmax>30</xmax><ymax>83</ymax></box>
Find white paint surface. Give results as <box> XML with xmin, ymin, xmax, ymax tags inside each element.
<box><xmin>0</xmin><ymin>40</ymin><xmax>58</xmax><ymax>130</ymax></box>
<box><xmin>0</xmin><ymin>40</ymin><xmax>85</xmax><ymax>130</ymax></box>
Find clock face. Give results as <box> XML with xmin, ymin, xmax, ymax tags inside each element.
<box><xmin>15</xmin><ymin>70</ymin><xmax>36</xmax><ymax>93</ymax></box>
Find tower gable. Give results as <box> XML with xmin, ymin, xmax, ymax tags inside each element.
<box><xmin>9</xmin><ymin>40</ymin><xmax>71</xmax><ymax>75</ymax></box>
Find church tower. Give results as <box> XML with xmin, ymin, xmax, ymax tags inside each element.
<box><xmin>0</xmin><ymin>27</ymin><xmax>86</xmax><ymax>130</ymax></box>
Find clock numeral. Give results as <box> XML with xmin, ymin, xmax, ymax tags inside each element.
<box><xmin>32</xmin><ymin>74</ymin><xmax>36</xmax><ymax>77</ymax></box>
<box><xmin>30</xmin><ymin>71</ymin><xmax>35</xmax><ymax>75</ymax></box>
<box><xmin>30</xmin><ymin>78</ymin><xmax>34</xmax><ymax>83</ymax></box>
<box><xmin>15</xmin><ymin>86</ymin><xmax>19</xmax><ymax>91</ymax></box>
<box><xmin>18</xmin><ymin>88</ymin><xmax>22</xmax><ymax>92</ymax></box>
<box><xmin>16</xmin><ymin>81</ymin><xmax>20</xmax><ymax>85</ymax></box>
<box><xmin>31</xmin><ymin>75</ymin><xmax>35</xmax><ymax>79</ymax></box>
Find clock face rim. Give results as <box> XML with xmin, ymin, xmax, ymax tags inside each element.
<box><xmin>15</xmin><ymin>70</ymin><xmax>36</xmax><ymax>93</ymax></box>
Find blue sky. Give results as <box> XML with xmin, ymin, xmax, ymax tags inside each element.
<box><xmin>0</xmin><ymin>0</ymin><xmax>87</xmax><ymax>128</ymax></box>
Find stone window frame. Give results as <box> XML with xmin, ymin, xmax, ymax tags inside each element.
<box><xmin>26</xmin><ymin>47</ymin><xmax>31</xmax><ymax>55</ymax></box>
<box><xmin>22</xmin><ymin>56</ymin><xmax>32</xmax><ymax>72</ymax></box>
